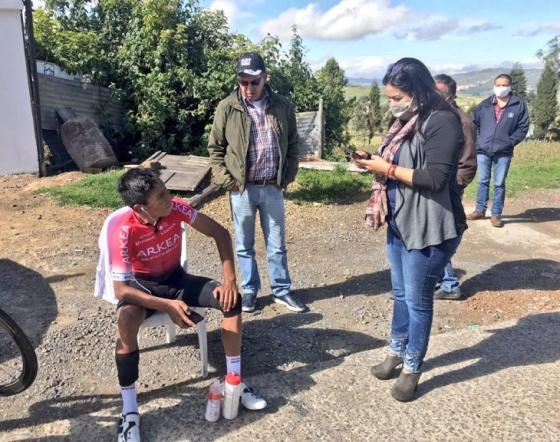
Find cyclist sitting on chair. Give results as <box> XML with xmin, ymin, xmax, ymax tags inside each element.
<box><xmin>95</xmin><ymin>168</ymin><xmax>266</xmax><ymax>442</ymax></box>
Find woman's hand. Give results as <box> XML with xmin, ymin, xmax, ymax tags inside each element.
<box><xmin>352</xmin><ymin>150</ymin><xmax>371</xmax><ymax>160</ymax></box>
<box><xmin>354</xmin><ymin>154</ymin><xmax>391</xmax><ymax>175</ymax></box>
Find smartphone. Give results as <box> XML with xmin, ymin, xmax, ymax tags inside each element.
<box><xmin>344</xmin><ymin>148</ymin><xmax>357</xmax><ymax>158</ymax></box>
<box><xmin>186</xmin><ymin>310</ymin><xmax>204</xmax><ymax>325</ymax></box>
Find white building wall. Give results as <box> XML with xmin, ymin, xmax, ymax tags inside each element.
<box><xmin>0</xmin><ymin>0</ymin><xmax>39</xmax><ymax>175</ymax></box>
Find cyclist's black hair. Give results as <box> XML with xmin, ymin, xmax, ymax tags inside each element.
<box><xmin>117</xmin><ymin>168</ymin><xmax>162</xmax><ymax>207</ymax></box>
<box><xmin>433</xmin><ymin>73</ymin><xmax>457</xmax><ymax>98</ymax></box>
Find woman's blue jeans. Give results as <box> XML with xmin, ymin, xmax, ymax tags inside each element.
<box><xmin>386</xmin><ymin>228</ymin><xmax>460</xmax><ymax>373</ymax></box>
<box><xmin>230</xmin><ymin>184</ymin><xmax>292</xmax><ymax>298</ymax></box>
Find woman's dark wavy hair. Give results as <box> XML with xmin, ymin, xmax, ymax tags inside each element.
<box><xmin>383</xmin><ymin>57</ymin><xmax>455</xmax><ymax>134</ymax></box>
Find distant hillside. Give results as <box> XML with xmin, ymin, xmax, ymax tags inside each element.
<box><xmin>348</xmin><ymin>67</ymin><xmax>543</xmax><ymax>97</ymax></box>
<box><xmin>451</xmin><ymin>68</ymin><xmax>542</xmax><ymax>96</ymax></box>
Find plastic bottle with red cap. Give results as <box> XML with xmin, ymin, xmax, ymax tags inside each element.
<box><xmin>205</xmin><ymin>379</ymin><xmax>223</xmax><ymax>422</ymax></box>
<box><xmin>222</xmin><ymin>372</ymin><xmax>241</xmax><ymax>419</ymax></box>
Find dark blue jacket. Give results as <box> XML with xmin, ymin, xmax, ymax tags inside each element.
<box><xmin>473</xmin><ymin>94</ymin><xmax>529</xmax><ymax>157</ymax></box>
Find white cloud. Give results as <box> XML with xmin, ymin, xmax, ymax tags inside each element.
<box><xmin>514</xmin><ymin>21</ymin><xmax>560</xmax><ymax>37</ymax></box>
<box><xmin>259</xmin><ymin>0</ymin><xmax>501</xmax><ymax>42</ymax></box>
<box><xmin>324</xmin><ymin>55</ymin><xmax>391</xmax><ymax>79</ymax></box>
<box><xmin>394</xmin><ymin>17</ymin><xmax>458</xmax><ymax>41</ymax></box>
<box><xmin>459</xmin><ymin>21</ymin><xmax>502</xmax><ymax>35</ymax></box>
<box><xmin>260</xmin><ymin>0</ymin><xmax>409</xmax><ymax>40</ymax></box>
<box><xmin>324</xmin><ymin>55</ymin><xmax>541</xmax><ymax>81</ymax></box>
<box><xmin>208</xmin><ymin>0</ymin><xmax>260</xmax><ymax>28</ymax></box>
<box><xmin>209</xmin><ymin>0</ymin><xmax>241</xmax><ymax>26</ymax></box>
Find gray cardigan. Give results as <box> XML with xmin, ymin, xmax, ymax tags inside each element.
<box><xmin>392</xmin><ymin>112</ymin><xmax>465</xmax><ymax>250</ymax></box>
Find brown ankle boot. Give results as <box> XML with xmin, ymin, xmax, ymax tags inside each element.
<box><xmin>391</xmin><ymin>371</ymin><xmax>421</xmax><ymax>402</ymax></box>
<box><xmin>490</xmin><ymin>216</ymin><xmax>504</xmax><ymax>227</ymax></box>
<box><xmin>467</xmin><ymin>210</ymin><xmax>485</xmax><ymax>221</ymax></box>
<box><xmin>371</xmin><ymin>354</ymin><xmax>403</xmax><ymax>380</ymax></box>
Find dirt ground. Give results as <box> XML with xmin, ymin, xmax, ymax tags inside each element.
<box><xmin>0</xmin><ymin>173</ymin><xmax>559</xmax><ymax>438</ymax></box>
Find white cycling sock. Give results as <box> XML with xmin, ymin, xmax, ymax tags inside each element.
<box><xmin>121</xmin><ymin>383</ymin><xmax>138</xmax><ymax>415</ymax></box>
<box><xmin>226</xmin><ymin>355</ymin><xmax>241</xmax><ymax>376</ymax></box>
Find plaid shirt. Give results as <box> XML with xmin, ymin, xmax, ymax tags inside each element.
<box><xmin>244</xmin><ymin>92</ymin><xmax>280</xmax><ymax>182</ymax></box>
<box><xmin>492</xmin><ymin>96</ymin><xmax>508</xmax><ymax>123</ymax></box>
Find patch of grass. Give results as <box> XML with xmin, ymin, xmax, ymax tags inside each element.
<box><xmin>36</xmin><ymin>140</ymin><xmax>560</xmax><ymax>209</ymax></box>
<box><xmin>37</xmin><ymin>170</ymin><xmax>123</xmax><ymax>208</ymax></box>
<box><xmin>345</xmin><ymin>85</ymin><xmax>370</xmax><ymax>100</ymax></box>
<box><xmin>455</xmin><ymin>94</ymin><xmax>484</xmax><ymax>113</ymax></box>
<box><xmin>287</xmin><ymin>165</ymin><xmax>372</xmax><ymax>204</ymax></box>
<box><xmin>464</xmin><ymin>140</ymin><xmax>560</xmax><ymax>199</ymax></box>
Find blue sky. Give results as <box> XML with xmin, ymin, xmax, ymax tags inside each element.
<box><xmin>206</xmin><ymin>0</ymin><xmax>559</xmax><ymax>79</ymax></box>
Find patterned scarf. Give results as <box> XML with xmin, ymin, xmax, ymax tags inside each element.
<box><xmin>365</xmin><ymin>114</ymin><xmax>418</xmax><ymax>230</ymax></box>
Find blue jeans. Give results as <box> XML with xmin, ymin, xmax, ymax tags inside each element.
<box><xmin>440</xmin><ymin>261</ymin><xmax>460</xmax><ymax>292</ymax></box>
<box><xmin>440</xmin><ymin>188</ymin><xmax>464</xmax><ymax>292</ymax></box>
<box><xmin>386</xmin><ymin>228</ymin><xmax>460</xmax><ymax>373</ymax></box>
<box><xmin>475</xmin><ymin>153</ymin><xmax>512</xmax><ymax>216</ymax></box>
<box><xmin>230</xmin><ymin>184</ymin><xmax>291</xmax><ymax>298</ymax></box>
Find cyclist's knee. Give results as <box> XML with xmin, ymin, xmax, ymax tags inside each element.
<box><xmin>117</xmin><ymin>305</ymin><xmax>145</xmax><ymax>331</ymax></box>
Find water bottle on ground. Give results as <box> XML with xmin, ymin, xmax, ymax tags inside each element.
<box><xmin>222</xmin><ymin>372</ymin><xmax>241</xmax><ymax>420</ymax></box>
<box><xmin>205</xmin><ymin>379</ymin><xmax>223</xmax><ymax>422</ymax></box>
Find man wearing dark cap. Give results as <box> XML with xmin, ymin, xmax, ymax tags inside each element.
<box><xmin>208</xmin><ymin>52</ymin><xmax>305</xmax><ymax>313</ymax></box>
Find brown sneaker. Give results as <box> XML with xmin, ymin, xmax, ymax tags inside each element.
<box><xmin>467</xmin><ymin>210</ymin><xmax>485</xmax><ymax>221</ymax></box>
<box><xmin>490</xmin><ymin>216</ymin><xmax>504</xmax><ymax>228</ymax></box>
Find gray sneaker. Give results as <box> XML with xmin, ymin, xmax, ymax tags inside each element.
<box><xmin>241</xmin><ymin>293</ymin><xmax>257</xmax><ymax>312</ymax></box>
<box><xmin>273</xmin><ymin>293</ymin><xmax>306</xmax><ymax>312</ymax></box>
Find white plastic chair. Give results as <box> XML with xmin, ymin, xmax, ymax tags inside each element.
<box><xmin>137</xmin><ymin>222</ymin><xmax>208</xmax><ymax>377</ymax></box>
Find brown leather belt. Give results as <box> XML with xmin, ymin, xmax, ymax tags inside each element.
<box><xmin>247</xmin><ymin>179</ymin><xmax>276</xmax><ymax>186</ymax></box>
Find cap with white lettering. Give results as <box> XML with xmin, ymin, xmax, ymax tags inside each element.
<box><xmin>236</xmin><ymin>52</ymin><xmax>266</xmax><ymax>76</ymax></box>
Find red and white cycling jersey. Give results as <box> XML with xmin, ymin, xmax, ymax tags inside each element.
<box><xmin>109</xmin><ymin>197</ymin><xmax>197</xmax><ymax>281</ymax></box>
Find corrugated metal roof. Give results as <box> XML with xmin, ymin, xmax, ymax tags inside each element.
<box><xmin>38</xmin><ymin>75</ymin><xmax>123</xmax><ymax>131</ymax></box>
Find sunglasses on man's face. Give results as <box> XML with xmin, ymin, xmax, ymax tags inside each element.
<box><xmin>238</xmin><ymin>77</ymin><xmax>262</xmax><ymax>87</ymax></box>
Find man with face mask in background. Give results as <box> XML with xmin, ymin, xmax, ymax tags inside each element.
<box><xmin>468</xmin><ymin>74</ymin><xmax>529</xmax><ymax>228</ymax></box>
<box><xmin>432</xmin><ymin>74</ymin><xmax>477</xmax><ymax>300</ymax></box>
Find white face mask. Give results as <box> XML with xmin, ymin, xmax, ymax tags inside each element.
<box><xmin>389</xmin><ymin>98</ymin><xmax>415</xmax><ymax>120</ymax></box>
<box><xmin>493</xmin><ymin>86</ymin><xmax>511</xmax><ymax>98</ymax></box>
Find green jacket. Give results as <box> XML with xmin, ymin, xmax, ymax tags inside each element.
<box><xmin>207</xmin><ymin>86</ymin><xmax>299</xmax><ymax>192</ymax></box>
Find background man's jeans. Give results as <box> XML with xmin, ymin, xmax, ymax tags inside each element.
<box><xmin>475</xmin><ymin>153</ymin><xmax>512</xmax><ymax>216</ymax></box>
<box><xmin>440</xmin><ymin>186</ymin><xmax>465</xmax><ymax>292</ymax></box>
<box><xmin>441</xmin><ymin>261</ymin><xmax>460</xmax><ymax>292</ymax></box>
<box><xmin>386</xmin><ymin>228</ymin><xmax>460</xmax><ymax>373</ymax></box>
<box><xmin>230</xmin><ymin>184</ymin><xmax>291</xmax><ymax>298</ymax></box>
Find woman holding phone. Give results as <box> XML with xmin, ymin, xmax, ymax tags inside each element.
<box><xmin>353</xmin><ymin>58</ymin><xmax>466</xmax><ymax>402</ymax></box>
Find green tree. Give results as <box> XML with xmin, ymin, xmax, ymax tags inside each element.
<box><xmin>533</xmin><ymin>37</ymin><xmax>559</xmax><ymax>139</ymax></box>
<box><xmin>316</xmin><ymin>58</ymin><xmax>352</xmax><ymax>156</ymax></box>
<box><xmin>368</xmin><ymin>81</ymin><xmax>382</xmax><ymax>143</ymax></box>
<box><xmin>34</xmin><ymin>0</ymin><xmax>239</xmax><ymax>156</ymax></box>
<box><xmin>351</xmin><ymin>96</ymin><xmax>371</xmax><ymax>146</ymax></box>
<box><xmin>282</xmin><ymin>26</ymin><xmax>320</xmax><ymax>112</ymax></box>
<box><xmin>32</xmin><ymin>1</ymin><xmax>326</xmax><ymax>157</ymax></box>
<box><xmin>509</xmin><ymin>62</ymin><xmax>528</xmax><ymax>101</ymax></box>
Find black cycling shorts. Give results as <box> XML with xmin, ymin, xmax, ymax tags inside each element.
<box><xmin>116</xmin><ymin>266</ymin><xmax>241</xmax><ymax>318</ymax></box>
